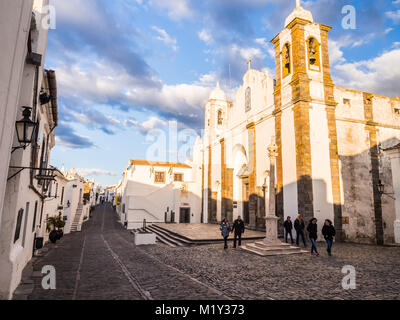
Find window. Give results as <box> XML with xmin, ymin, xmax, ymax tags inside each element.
<box><xmin>245</xmin><ymin>87</ymin><xmax>251</xmax><ymax>112</ymax></box>
<box><xmin>174</xmin><ymin>173</ymin><xmax>184</xmax><ymax>182</ymax></box>
<box><xmin>282</xmin><ymin>43</ymin><xmax>291</xmax><ymax>77</ymax></box>
<box><xmin>55</xmin><ymin>183</ymin><xmax>58</xmax><ymax>198</ymax></box>
<box><xmin>394</xmin><ymin>108</ymin><xmax>400</xmax><ymax>116</ymax></box>
<box><xmin>217</xmin><ymin>110</ymin><xmax>223</xmax><ymax>125</ymax></box>
<box><xmin>155</xmin><ymin>171</ymin><xmax>166</xmax><ymax>184</ymax></box>
<box><xmin>14</xmin><ymin>209</ymin><xmax>24</xmax><ymax>243</ymax></box>
<box><xmin>343</xmin><ymin>98</ymin><xmax>351</xmax><ymax>107</ymax></box>
<box><xmin>60</xmin><ymin>187</ymin><xmax>64</xmax><ymax>205</ymax></box>
<box><xmin>307</xmin><ymin>37</ymin><xmax>320</xmax><ymax>70</ymax></box>
<box><xmin>32</xmin><ymin>201</ymin><xmax>38</xmax><ymax>232</ymax></box>
<box><xmin>22</xmin><ymin>202</ymin><xmax>30</xmax><ymax>247</ymax></box>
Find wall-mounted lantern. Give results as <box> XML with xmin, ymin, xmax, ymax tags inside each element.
<box><xmin>13</xmin><ymin>107</ymin><xmax>38</xmax><ymax>153</ymax></box>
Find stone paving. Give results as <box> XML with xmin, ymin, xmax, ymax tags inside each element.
<box><xmin>14</xmin><ymin>204</ymin><xmax>400</xmax><ymax>300</ymax></box>
<box><xmin>155</xmin><ymin>223</ymin><xmax>265</xmax><ymax>241</ymax></box>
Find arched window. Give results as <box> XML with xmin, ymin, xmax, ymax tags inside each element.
<box><xmin>307</xmin><ymin>37</ymin><xmax>320</xmax><ymax>71</ymax></box>
<box><xmin>217</xmin><ymin>109</ymin><xmax>223</xmax><ymax>125</ymax></box>
<box><xmin>245</xmin><ymin>87</ymin><xmax>251</xmax><ymax>112</ymax></box>
<box><xmin>282</xmin><ymin>43</ymin><xmax>291</xmax><ymax>78</ymax></box>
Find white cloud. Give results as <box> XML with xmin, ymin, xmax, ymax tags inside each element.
<box><xmin>254</xmin><ymin>38</ymin><xmax>275</xmax><ymax>58</ymax></box>
<box><xmin>75</xmin><ymin>168</ymin><xmax>119</xmax><ymax>177</ymax></box>
<box><xmin>198</xmin><ymin>29</ymin><xmax>213</xmax><ymax>45</ymax></box>
<box><xmin>152</xmin><ymin>26</ymin><xmax>178</xmax><ymax>51</ymax></box>
<box><xmin>55</xmin><ymin>57</ymin><xmax>211</xmax><ymax>128</ymax></box>
<box><xmin>386</xmin><ymin>10</ymin><xmax>400</xmax><ymax>23</ymax></box>
<box><xmin>332</xmin><ymin>48</ymin><xmax>400</xmax><ymax>98</ymax></box>
<box><xmin>148</xmin><ymin>0</ymin><xmax>192</xmax><ymax>20</ymax></box>
<box><xmin>229</xmin><ymin>44</ymin><xmax>265</xmax><ymax>62</ymax></box>
<box><xmin>125</xmin><ymin>116</ymin><xmax>168</xmax><ymax>134</ymax></box>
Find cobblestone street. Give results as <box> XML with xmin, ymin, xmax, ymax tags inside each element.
<box><xmin>17</xmin><ymin>204</ymin><xmax>400</xmax><ymax>300</ymax></box>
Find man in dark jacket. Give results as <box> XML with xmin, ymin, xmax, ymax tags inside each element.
<box><xmin>322</xmin><ymin>219</ymin><xmax>336</xmax><ymax>256</ymax></box>
<box><xmin>307</xmin><ymin>218</ymin><xmax>319</xmax><ymax>256</ymax></box>
<box><xmin>283</xmin><ymin>216</ymin><xmax>294</xmax><ymax>244</ymax></box>
<box><xmin>231</xmin><ymin>216</ymin><xmax>245</xmax><ymax>248</ymax></box>
<box><xmin>294</xmin><ymin>214</ymin><xmax>306</xmax><ymax>246</ymax></box>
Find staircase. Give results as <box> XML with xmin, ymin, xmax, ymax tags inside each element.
<box><xmin>70</xmin><ymin>204</ymin><xmax>83</xmax><ymax>232</ymax></box>
<box><xmin>242</xmin><ymin>241</ymin><xmax>307</xmax><ymax>256</ymax></box>
<box><xmin>131</xmin><ymin>225</ymin><xmax>192</xmax><ymax>247</ymax></box>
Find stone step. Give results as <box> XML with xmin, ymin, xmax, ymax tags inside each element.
<box><xmin>149</xmin><ymin>225</ymin><xmax>195</xmax><ymax>245</ymax></box>
<box><xmin>145</xmin><ymin>226</ymin><xmax>187</xmax><ymax>247</ymax></box>
<box><xmin>253</xmin><ymin>241</ymin><xmax>292</xmax><ymax>250</ymax></box>
<box><xmin>242</xmin><ymin>242</ymin><xmax>307</xmax><ymax>256</ymax></box>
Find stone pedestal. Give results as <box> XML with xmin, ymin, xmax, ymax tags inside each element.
<box><xmin>242</xmin><ymin>142</ymin><xmax>307</xmax><ymax>256</ymax></box>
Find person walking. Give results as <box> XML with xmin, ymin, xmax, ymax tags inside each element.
<box><xmin>283</xmin><ymin>216</ymin><xmax>294</xmax><ymax>244</ymax></box>
<box><xmin>231</xmin><ymin>216</ymin><xmax>245</xmax><ymax>248</ymax></box>
<box><xmin>322</xmin><ymin>219</ymin><xmax>336</xmax><ymax>256</ymax></box>
<box><xmin>220</xmin><ymin>218</ymin><xmax>231</xmax><ymax>249</ymax></box>
<box><xmin>307</xmin><ymin>218</ymin><xmax>319</xmax><ymax>256</ymax></box>
<box><xmin>294</xmin><ymin>214</ymin><xmax>306</xmax><ymax>247</ymax></box>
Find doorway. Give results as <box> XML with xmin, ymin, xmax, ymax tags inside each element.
<box><xmin>179</xmin><ymin>207</ymin><xmax>191</xmax><ymax>223</ymax></box>
<box><xmin>242</xmin><ymin>178</ymin><xmax>250</xmax><ymax>224</ymax></box>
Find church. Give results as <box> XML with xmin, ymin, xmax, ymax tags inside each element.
<box><xmin>198</xmin><ymin>1</ymin><xmax>400</xmax><ymax>245</ymax></box>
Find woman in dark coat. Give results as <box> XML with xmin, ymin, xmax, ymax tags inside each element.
<box><xmin>220</xmin><ymin>218</ymin><xmax>231</xmax><ymax>249</ymax></box>
<box><xmin>307</xmin><ymin>218</ymin><xmax>319</xmax><ymax>256</ymax></box>
<box><xmin>322</xmin><ymin>219</ymin><xmax>336</xmax><ymax>256</ymax></box>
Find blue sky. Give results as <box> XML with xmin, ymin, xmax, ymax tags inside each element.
<box><xmin>46</xmin><ymin>0</ymin><xmax>400</xmax><ymax>186</ymax></box>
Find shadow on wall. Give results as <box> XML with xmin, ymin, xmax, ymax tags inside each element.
<box><xmin>274</xmin><ymin>137</ymin><xmax>399</xmax><ymax>245</ymax></box>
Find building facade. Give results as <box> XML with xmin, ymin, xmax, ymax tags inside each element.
<box><xmin>0</xmin><ymin>0</ymin><xmax>58</xmax><ymax>299</ymax></box>
<box><xmin>200</xmin><ymin>2</ymin><xmax>400</xmax><ymax>245</ymax></box>
<box><xmin>117</xmin><ymin>159</ymin><xmax>202</xmax><ymax>229</ymax></box>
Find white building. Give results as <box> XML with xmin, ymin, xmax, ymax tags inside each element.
<box><xmin>199</xmin><ymin>1</ymin><xmax>400</xmax><ymax>245</ymax></box>
<box><xmin>0</xmin><ymin>0</ymin><xmax>57</xmax><ymax>299</ymax></box>
<box><xmin>62</xmin><ymin>169</ymin><xmax>88</xmax><ymax>234</ymax></box>
<box><xmin>118</xmin><ymin>159</ymin><xmax>202</xmax><ymax>229</ymax></box>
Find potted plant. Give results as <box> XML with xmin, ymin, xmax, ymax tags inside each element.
<box><xmin>47</xmin><ymin>217</ymin><xmax>59</xmax><ymax>244</ymax></box>
<box><xmin>47</xmin><ymin>215</ymin><xmax>66</xmax><ymax>243</ymax></box>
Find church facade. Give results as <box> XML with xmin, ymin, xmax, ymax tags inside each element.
<box><xmin>199</xmin><ymin>2</ymin><xmax>400</xmax><ymax>245</ymax></box>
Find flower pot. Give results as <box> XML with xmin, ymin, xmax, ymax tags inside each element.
<box><xmin>49</xmin><ymin>230</ymin><xmax>58</xmax><ymax>244</ymax></box>
<box><xmin>56</xmin><ymin>229</ymin><xmax>64</xmax><ymax>240</ymax></box>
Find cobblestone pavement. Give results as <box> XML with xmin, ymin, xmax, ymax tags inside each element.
<box><xmin>17</xmin><ymin>204</ymin><xmax>400</xmax><ymax>300</ymax></box>
<box><xmin>142</xmin><ymin>237</ymin><xmax>400</xmax><ymax>300</ymax></box>
<box><xmin>19</xmin><ymin>204</ymin><xmax>227</xmax><ymax>300</ymax></box>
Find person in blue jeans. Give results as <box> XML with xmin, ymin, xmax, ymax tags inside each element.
<box><xmin>284</xmin><ymin>216</ymin><xmax>294</xmax><ymax>244</ymax></box>
<box><xmin>322</xmin><ymin>219</ymin><xmax>336</xmax><ymax>256</ymax></box>
<box><xmin>307</xmin><ymin>218</ymin><xmax>319</xmax><ymax>256</ymax></box>
<box><xmin>294</xmin><ymin>214</ymin><xmax>306</xmax><ymax>247</ymax></box>
<box><xmin>220</xmin><ymin>218</ymin><xmax>231</xmax><ymax>249</ymax></box>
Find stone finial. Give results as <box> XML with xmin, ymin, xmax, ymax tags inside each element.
<box><xmin>247</xmin><ymin>59</ymin><xmax>252</xmax><ymax>70</ymax></box>
<box><xmin>296</xmin><ymin>0</ymin><xmax>301</xmax><ymax>7</ymax></box>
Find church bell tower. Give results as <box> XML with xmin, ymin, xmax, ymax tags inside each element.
<box><xmin>270</xmin><ymin>0</ymin><xmax>343</xmax><ymax>239</ymax></box>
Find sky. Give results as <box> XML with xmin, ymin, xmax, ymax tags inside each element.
<box><xmin>46</xmin><ymin>0</ymin><xmax>400</xmax><ymax>187</ymax></box>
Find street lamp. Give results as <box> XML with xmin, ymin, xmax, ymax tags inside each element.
<box><xmin>377</xmin><ymin>180</ymin><xmax>385</xmax><ymax>195</ymax></box>
<box><xmin>13</xmin><ymin>106</ymin><xmax>37</xmax><ymax>152</ymax></box>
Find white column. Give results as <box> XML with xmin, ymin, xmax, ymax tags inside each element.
<box><xmin>387</xmin><ymin>147</ymin><xmax>400</xmax><ymax>244</ymax></box>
